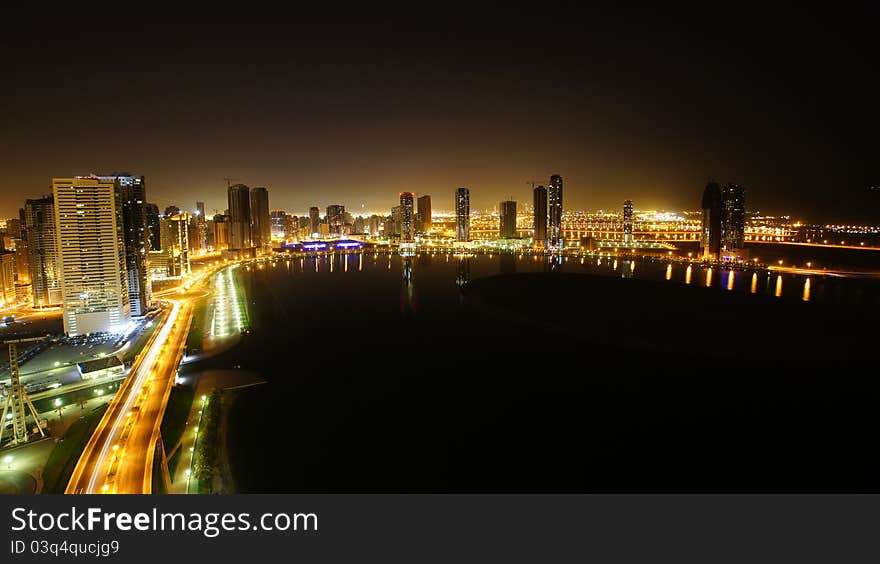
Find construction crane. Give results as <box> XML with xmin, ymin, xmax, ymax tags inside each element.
<box><xmin>223</xmin><ymin>177</ymin><xmax>240</xmax><ymax>188</ymax></box>
<box><xmin>0</xmin><ymin>336</ymin><xmax>48</xmax><ymax>446</ymax></box>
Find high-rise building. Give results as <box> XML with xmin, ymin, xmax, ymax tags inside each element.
<box><xmin>399</xmin><ymin>192</ymin><xmax>415</xmax><ymax>242</ymax></box>
<box><xmin>195</xmin><ymin>201</ymin><xmax>207</xmax><ymax>252</ymax></box>
<box><xmin>308</xmin><ymin>207</ymin><xmax>320</xmax><ymax>237</ymax></box>
<box><xmin>455</xmin><ymin>187</ymin><xmax>470</xmax><ymax>242</ymax></box>
<box><xmin>227</xmin><ymin>184</ymin><xmax>252</xmax><ymax>249</ymax></box>
<box><xmin>499</xmin><ymin>200</ymin><xmax>517</xmax><ymax>238</ymax></box>
<box><xmin>145</xmin><ymin>203</ymin><xmax>160</xmax><ymax>252</ymax></box>
<box><xmin>622</xmin><ymin>199</ymin><xmax>634</xmax><ymax>244</ymax></box>
<box><xmin>0</xmin><ymin>251</ymin><xmax>15</xmax><ymax>307</ymax></box>
<box><xmin>700</xmin><ymin>181</ymin><xmax>723</xmax><ymax>259</ymax></box>
<box><xmin>533</xmin><ymin>185</ymin><xmax>547</xmax><ymax>246</ymax></box>
<box><xmin>270</xmin><ymin>210</ymin><xmax>286</xmax><ymax>238</ymax></box>
<box><xmin>250</xmin><ymin>187</ymin><xmax>270</xmax><ymax>251</ymax></box>
<box><xmin>106</xmin><ymin>174</ymin><xmax>151</xmax><ymax>317</ymax></box>
<box><xmin>417</xmin><ymin>195</ymin><xmax>432</xmax><ymax>233</ymax></box>
<box><xmin>548</xmin><ymin>174</ymin><xmax>563</xmax><ymax>248</ymax></box>
<box><xmin>326</xmin><ymin>205</ymin><xmax>345</xmax><ymax>235</ymax></box>
<box><xmin>368</xmin><ymin>214</ymin><xmax>381</xmax><ymax>237</ymax></box>
<box><xmin>164</xmin><ymin>205</ymin><xmax>181</xmax><ymax>217</ymax></box>
<box><xmin>212</xmin><ymin>214</ymin><xmax>230</xmax><ymax>250</ymax></box>
<box><xmin>24</xmin><ymin>196</ymin><xmax>62</xmax><ymax>307</ymax></box>
<box><xmin>53</xmin><ymin>176</ymin><xmax>130</xmax><ymax>335</ymax></box>
<box><xmin>721</xmin><ymin>183</ymin><xmax>746</xmax><ymax>251</ymax></box>
<box><xmin>160</xmin><ymin>213</ymin><xmax>191</xmax><ymax>277</ymax></box>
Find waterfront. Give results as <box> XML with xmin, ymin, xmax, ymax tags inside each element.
<box><xmin>190</xmin><ymin>251</ymin><xmax>879</xmax><ymax>492</ymax></box>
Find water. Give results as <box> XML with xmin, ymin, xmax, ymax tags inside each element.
<box><xmin>193</xmin><ymin>252</ymin><xmax>880</xmax><ymax>492</ymax></box>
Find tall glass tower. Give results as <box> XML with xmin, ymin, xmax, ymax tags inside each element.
<box><xmin>622</xmin><ymin>199</ymin><xmax>634</xmax><ymax>244</ymax></box>
<box><xmin>700</xmin><ymin>181</ymin><xmax>722</xmax><ymax>258</ymax></box>
<box><xmin>499</xmin><ymin>200</ymin><xmax>517</xmax><ymax>238</ymax></box>
<box><xmin>399</xmin><ymin>192</ymin><xmax>415</xmax><ymax>243</ymax></box>
<box><xmin>455</xmin><ymin>187</ymin><xmax>470</xmax><ymax>242</ymax></box>
<box><xmin>548</xmin><ymin>174</ymin><xmax>563</xmax><ymax>248</ymax></box>
<box><xmin>227</xmin><ymin>184</ymin><xmax>252</xmax><ymax>250</ymax></box>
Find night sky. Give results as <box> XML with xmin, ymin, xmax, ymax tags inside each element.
<box><xmin>1</xmin><ymin>10</ymin><xmax>877</xmax><ymax>221</ymax></box>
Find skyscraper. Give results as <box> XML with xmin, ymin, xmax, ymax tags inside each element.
<box><xmin>145</xmin><ymin>203</ymin><xmax>160</xmax><ymax>252</ymax></box>
<box><xmin>455</xmin><ymin>187</ymin><xmax>470</xmax><ymax>242</ymax></box>
<box><xmin>533</xmin><ymin>185</ymin><xmax>547</xmax><ymax>247</ymax></box>
<box><xmin>417</xmin><ymin>195</ymin><xmax>432</xmax><ymax>233</ymax></box>
<box><xmin>212</xmin><ymin>214</ymin><xmax>230</xmax><ymax>250</ymax></box>
<box><xmin>270</xmin><ymin>210</ymin><xmax>286</xmax><ymax>238</ymax></box>
<box><xmin>24</xmin><ymin>196</ymin><xmax>62</xmax><ymax>307</ymax></box>
<box><xmin>250</xmin><ymin>187</ymin><xmax>271</xmax><ymax>251</ymax></box>
<box><xmin>0</xmin><ymin>251</ymin><xmax>15</xmax><ymax>307</ymax></box>
<box><xmin>721</xmin><ymin>184</ymin><xmax>746</xmax><ymax>251</ymax></box>
<box><xmin>196</xmin><ymin>200</ymin><xmax>207</xmax><ymax>251</ymax></box>
<box><xmin>308</xmin><ymin>207</ymin><xmax>320</xmax><ymax>237</ymax></box>
<box><xmin>106</xmin><ymin>174</ymin><xmax>151</xmax><ymax>317</ymax></box>
<box><xmin>622</xmin><ymin>199</ymin><xmax>634</xmax><ymax>244</ymax></box>
<box><xmin>326</xmin><ymin>205</ymin><xmax>345</xmax><ymax>236</ymax></box>
<box><xmin>548</xmin><ymin>174</ymin><xmax>563</xmax><ymax>248</ymax></box>
<box><xmin>53</xmin><ymin>176</ymin><xmax>130</xmax><ymax>335</ymax></box>
<box><xmin>700</xmin><ymin>181</ymin><xmax>722</xmax><ymax>259</ymax></box>
<box><xmin>499</xmin><ymin>200</ymin><xmax>517</xmax><ymax>238</ymax></box>
<box><xmin>399</xmin><ymin>192</ymin><xmax>415</xmax><ymax>243</ymax></box>
<box><xmin>227</xmin><ymin>184</ymin><xmax>252</xmax><ymax>249</ymax></box>
<box><xmin>160</xmin><ymin>213</ymin><xmax>191</xmax><ymax>277</ymax></box>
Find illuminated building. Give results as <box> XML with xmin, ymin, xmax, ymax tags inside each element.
<box><xmin>270</xmin><ymin>209</ymin><xmax>287</xmax><ymax>238</ymax></box>
<box><xmin>145</xmin><ymin>203</ymin><xmax>160</xmax><ymax>252</ymax></box>
<box><xmin>548</xmin><ymin>174</ymin><xmax>563</xmax><ymax>247</ymax></box>
<box><xmin>24</xmin><ymin>196</ymin><xmax>62</xmax><ymax>306</ymax></box>
<box><xmin>212</xmin><ymin>214</ymin><xmax>229</xmax><ymax>250</ymax></box>
<box><xmin>0</xmin><ymin>251</ymin><xmax>15</xmax><ymax>306</ymax></box>
<box><xmin>250</xmin><ymin>187</ymin><xmax>271</xmax><ymax>251</ymax></box>
<box><xmin>368</xmin><ymin>214</ymin><xmax>381</xmax><ymax>237</ymax></box>
<box><xmin>326</xmin><ymin>204</ymin><xmax>345</xmax><ymax>236</ymax></box>
<box><xmin>103</xmin><ymin>174</ymin><xmax>151</xmax><ymax>317</ymax></box>
<box><xmin>499</xmin><ymin>200</ymin><xmax>517</xmax><ymax>238</ymax></box>
<box><xmin>417</xmin><ymin>195</ymin><xmax>432</xmax><ymax>232</ymax></box>
<box><xmin>622</xmin><ymin>199</ymin><xmax>633</xmax><ymax>244</ymax></box>
<box><xmin>721</xmin><ymin>183</ymin><xmax>746</xmax><ymax>250</ymax></box>
<box><xmin>533</xmin><ymin>185</ymin><xmax>547</xmax><ymax>247</ymax></box>
<box><xmin>227</xmin><ymin>183</ymin><xmax>252</xmax><ymax>250</ymax></box>
<box><xmin>160</xmin><ymin>213</ymin><xmax>191</xmax><ymax>277</ymax></box>
<box><xmin>456</xmin><ymin>187</ymin><xmax>470</xmax><ymax>242</ymax></box>
<box><xmin>53</xmin><ymin>176</ymin><xmax>130</xmax><ymax>336</ymax></box>
<box><xmin>400</xmin><ymin>192</ymin><xmax>415</xmax><ymax>242</ymax></box>
<box><xmin>195</xmin><ymin>201</ymin><xmax>207</xmax><ymax>251</ymax></box>
<box><xmin>700</xmin><ymin>181</ymin><xmax>722</xmax><ymax>258</ymax></box>
<box><xmin>308</xmin><ymin>207</ymin><xmax>320</xmax><ymax>237</ymax></box>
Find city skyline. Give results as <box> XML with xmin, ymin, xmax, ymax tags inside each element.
<box><xmin>0</xmin><ymin>13</ymin><xmax>877</xmax><ymax>222</ymax></box>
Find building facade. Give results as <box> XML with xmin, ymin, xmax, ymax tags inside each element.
<box><xmin>548</xmin><ymin>174</ymin><xmax>564</xmax><ymax>248</ymax></box>
<box><xmin>721</xmin><ymin>183</ymin><xmax>746</xmax><ymax>251</ymax></box>
<box><xmin>227</xmin><ymin>184</ymin><xmax>252</xmax><ymax>250</ymax></box>
<box><xmin>622</xmin><ymin>199</ymin><xmax>634</xmax><ymax>244</ymax></box>
<box><xmin>417</xmin><ymin>195</ymin><xmax>432</xmax><ymax>233</ymax></box>
<box><xmin>250</xmin><ymin>187</ymin><xmax>271</xmax><ymax>251</ymax></box>
<box><xmin>533</xmin><ymin>185</ymin><xmax>547</xmax><ymax>246</ymax></box>
<box><xmin>108</xmin><ymin>174</ymin><xmax>151</xmax><ymax>316</ymax></box>
<box><xmin>456</xmin><ymin>187</ymin><xmax>470</xmax><ymax>242</ymax></box>
<box><xmin>24</xmin><ymin>196</ymin><xmax>62</xmax><ymax>307</ymax></box>
<box><xmin>53</xmin><ymin>176</ymin><xmax>130</xmax><ymax>335</ymax></box>
<box><xmin>499</xmin><ymin>200</ymin><xmax>517</xmax><ymax>239</ymax></box>
<box><xmin>399</xmin><ymin>193</ymin><xmax>415</xmax><ymax>243</ymax></box>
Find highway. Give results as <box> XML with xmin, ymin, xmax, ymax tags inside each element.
<box><xmin>65</xmin><ymin>259</ymin><xmax>223</xmax><ymax>494</ymax></box>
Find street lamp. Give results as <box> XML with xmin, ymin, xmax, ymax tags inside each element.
<box><xmin>3</xmin><ymin>455</ymin><xmax>11</xmax><ymax>469</ymax></box>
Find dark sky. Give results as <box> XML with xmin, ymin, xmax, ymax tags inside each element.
<box><xmin>1</xmin><ymin>9</ymin><xmax>877</xmax><ymax>222</ymax></box>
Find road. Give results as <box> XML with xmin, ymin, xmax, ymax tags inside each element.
<box><xmin>64</xmin><ymin>259</ymin><xmax>229</xmax><ymax>494</ymax></box>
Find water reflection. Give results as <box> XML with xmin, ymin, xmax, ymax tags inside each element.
<box><xmin>726</xmin><ymin>270</ymin><xmax>734</xmax><ymax>291</ymax></box>
<box><xmin>802</xmin><ymin>277</ymin><xmax>811</xmax><ymax>302</ymax></box>
<box><xmin>775</xmin><ymin>275</ymin><xmax>783</xmax><ymax>297</ymax></box>
<box><xmin>665</xmin><ymin>263</ymin><xmax>672</xmax><ymax>280</ymax></box>
<box><xmin>750</xmin><ymin>272</ymin><xmax>757</xmax><ymax>294</ymax></box>
<box><xmin>456</xmin><ymin>257</ymin><xmax>470</xmax><ymax>288</ymax></box>
<box><xmin>685</xmin><ymin>265</ymin><xmax>692</xmax><ymax>284</ymax></box>
<box><xmin>401</xmin><ymin>256</ymin><xmax>415</xmax><ymax>316</ymax></box>
<box><xmin>706</xmin><ymin>267</ymin><xmax>713</xmax><ymax>287</ymax></box>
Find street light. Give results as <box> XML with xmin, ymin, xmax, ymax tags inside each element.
<box><xmin>3</xmin><ymin>455</ymin><xmax>11</xmax><ymax>469</ymax></box>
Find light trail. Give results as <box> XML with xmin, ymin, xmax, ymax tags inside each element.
<box><xmin>85</xmin><ymin>299</ymin><xmax>181</xmax><ymax>493</ymax></box>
